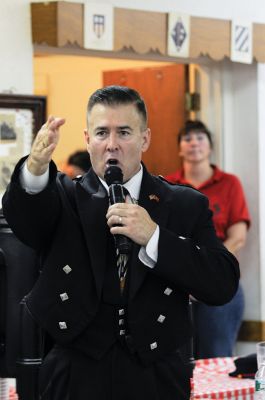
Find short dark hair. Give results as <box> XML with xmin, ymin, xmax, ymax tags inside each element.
<box><xmin>177</xmin><ymin>120</ymin><xmax>213</xmax><ymax>148</ymax></box>
<box><xmin>87</xmin><ymin>85</ymin><xmax>148</xmax><ymax>129</ymax></box>
<box><xmin>67</xmin><ymin>150</ymin><xmax>91</xmax><ymax>172</ymax></box>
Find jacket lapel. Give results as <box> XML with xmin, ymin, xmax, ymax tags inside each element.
<box><xmin>75</xmin><ymin>169</ymin><xmax>109</xmax><ymax>299</ymax></box>
<box><xmin>129</xmin><ymin>167</ymin><xmax>170</xmax><ymax>301</ymax></box>
<box><xmin>74</xmin><ymin>166</ymin><xmax>171</xmax><ymax>301</ymax></box>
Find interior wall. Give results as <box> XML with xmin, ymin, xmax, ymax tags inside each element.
<box><xmin>257</xmin><ymin>63</ymin><xmax>265</xmax><ymax>322</ymax></box>
<box><xmin>222</xmin><ymin>60</ymin><xmax>259</xmax><ymax>321</ymax></box>
<box><xmin>0</xmin><ymin>0</ymin><xmax>33</xmax><ymax>94</ymax></box>
<box><xmin>34</xmin><ymin>55</ymin><xmax>172</xmax><ymax>165</ymax></box>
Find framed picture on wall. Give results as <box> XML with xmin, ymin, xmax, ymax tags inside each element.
<box><xmin>0</xmin><ymin>94</ymin><xmax>46</xmax><ymax>199</ymax></box>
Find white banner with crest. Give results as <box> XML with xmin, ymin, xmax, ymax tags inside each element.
<box><xmin>84</xmin><ymin>3</ymin><xmax>113</xmax><ymax>51</ymax></box>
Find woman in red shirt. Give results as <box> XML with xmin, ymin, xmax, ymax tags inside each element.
<box><xmin>166</xmin><ymin>120</ymin><xmax>250</xmax><ymax>359</ymax></box>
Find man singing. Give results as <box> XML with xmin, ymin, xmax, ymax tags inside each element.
<box><xmin>2</xmin><ymin>86</ymin><xmax>239</xmax><ymax>399</ymax></box>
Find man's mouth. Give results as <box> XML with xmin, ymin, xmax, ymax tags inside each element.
<box><xmin>106</xmin><ymin>159</ymin><xmax>118</xmax><ymax>168</ymax></box>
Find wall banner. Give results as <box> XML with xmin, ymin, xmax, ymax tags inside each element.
<box><xmin>167</xmin><ymin>13</ymin><xmax>190</xmax><ymax>58</ymax></box>
<box><xmin>231</xmin><ymin>20</ymin><xmax>253</xmax><ymax>64</ymax></box>
<box><xmin>84</xmin><ymin>3</ymin><xmax>113</xmax><ymax>51</ymax></box>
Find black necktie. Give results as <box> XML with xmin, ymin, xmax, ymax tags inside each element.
<box><xmin>116</xmin><ymin>187</ymin><xmax>137</xmax><ymax>292</ymax></box>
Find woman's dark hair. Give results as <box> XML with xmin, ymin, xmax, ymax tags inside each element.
<box><xmin>87</xmin><ymin>85</ymin><xmax>148</xmax><ymax>129</ymax></box>
<box><xmin>177</xmin><ymin>120</ymin><xmax>213</xmax><ymax>147</ymax></box>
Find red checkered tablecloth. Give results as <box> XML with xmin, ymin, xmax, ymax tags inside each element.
<box><xmin>0</xmin><ymin>378</ymin><xmax>18</xmax><ymax>400</ymax></box>
<box><xmin>193</xmin><ymin>357</ymin><xmax>255</xmax><ymax>399</ymax></box>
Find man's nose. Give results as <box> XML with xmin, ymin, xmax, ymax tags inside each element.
<box><xmin>107</xmin><ymin>133</ymin><xmax>119</xmax><ymax>150</ymax></box>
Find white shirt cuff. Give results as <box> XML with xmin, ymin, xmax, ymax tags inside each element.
<box><xmin>20</xmin><ymin>161</ymin><xmax>49</xmax><ymax>194</ymax></box>
<box><xmin>139</xmin><ymin>225</ymin><xmax>159</xmax><ymax>268</ymax></box>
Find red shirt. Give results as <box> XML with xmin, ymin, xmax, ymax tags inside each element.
<box><xmin>165</xmin><ymin>166</ymin><xmax>250</xmax><ymax>241</ymax></box>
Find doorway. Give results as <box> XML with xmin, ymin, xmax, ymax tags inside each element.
<box><xmin>34</xmin><ymin>55</ymin><xmax>182</xmax><ymax>171</ymax></box>
<box><xmin>103</xmin><ymin>64</ymin><xmax>187</xmax><ymax>176</ymax></box>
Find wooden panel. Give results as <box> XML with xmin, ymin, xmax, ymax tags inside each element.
<box><xmin>103</xmin><ymin>65</ymin><xmax>185</xmax><ymax>176</ymax></box>
<box><xmin>31</xmin><ymin>2</ymin><xmax>83</xmax><ymax>47</ymax></box>
<box><xmin>190</xmin><ymin>17</ymin><xmax>231</xmax><ymax>60</ymax></box>
<box><xmin>31</xmin><ymin>4</ymin><xmax>265</xmax><ymax>63</ymax></box>
<box><xmin>57</xmin><ymin>2</ymin><xmax>83</xmax><ymax>47</ymax></box>
<box><xmin>114</xmin><ymin>8</ymin><xmax>167</xmax><ymax>55</ymax></box>
<box><xmin>31</xmin><ymin>2</ymin><xmax>57</xmax><ymax>46</ymax></box>
<box><xmin>238</xmin><ymin>320</ymin><xmax>265</xmax><ymax>341</ymax></box>
<box><xmin>254</xmin><ymin>23</ymin><xmax>265</xmax><ymax>62</ymax></box>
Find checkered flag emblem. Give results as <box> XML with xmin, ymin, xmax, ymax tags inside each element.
<box><xmin>235</xmin><ymin>25</ymin><xmax>249</xmax><ymax>53</ymax></box>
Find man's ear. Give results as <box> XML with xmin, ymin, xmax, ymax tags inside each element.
<box><xmin>142</xmin><ymin>128</ymin><xmax>151</xmax><ymax>153</ymax></box>
<box><xmin>84</xmin><ymin>129</ymin><xmax>90</xmax><ymax>151</ymax></box>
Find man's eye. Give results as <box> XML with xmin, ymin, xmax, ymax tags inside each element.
<box><xmin>119</xmin><ymin>130</ymin><xmax>130</xmax><ymax>136</ymax></box>
<box><xmin>96</xmin><ymin>131</ymin><xmax>107</xmax><ymax>137</ymax></box>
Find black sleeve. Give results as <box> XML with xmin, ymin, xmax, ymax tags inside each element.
<box><xmin>152</xmin><ymin>195</ymin><xmax>240</xmax><ymax>306</ymax></box>
<box><xmin>2</xmin><ymin>157</ymin><xmax>61</xmax><ymax>251</ymax></box>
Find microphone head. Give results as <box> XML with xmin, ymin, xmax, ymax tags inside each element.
<box><xmin>104</xmin><ymin>164</ymin><xmax>123</xmax><ymax>186</ymax></box>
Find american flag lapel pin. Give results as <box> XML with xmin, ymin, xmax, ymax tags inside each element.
<box><xmin>149</xmin><ymin>194</ymin><xmax>159</xmax><ymax>202</ymax></box>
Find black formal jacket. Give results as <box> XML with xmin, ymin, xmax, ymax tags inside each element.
<box><xmin>2</xmin><ymin>158</ymin><xmax>239</xmax><ymax>365</ymax></box>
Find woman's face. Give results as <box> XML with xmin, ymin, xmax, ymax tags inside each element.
<box><xmin>179</xmin><ymin>131</ymin><xmax>212</xmax><ymax>164</ymax></box>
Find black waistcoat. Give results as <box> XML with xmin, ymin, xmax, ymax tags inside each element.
<box><xmin>69</xmin><ymin>234</ymin><xmax>131</xmax><ymax>360</ymax></box>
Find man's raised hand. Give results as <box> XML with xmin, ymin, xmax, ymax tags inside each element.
<box><xmin>27</xmin><ymin>116</ymin><xmax>65</xmax><ymax>176</ymax></box>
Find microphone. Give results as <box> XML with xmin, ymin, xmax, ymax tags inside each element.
<box><xmin>104</xmin><ymin>161</ymin><xmax>132</xmax><ymax>255</ymax></box>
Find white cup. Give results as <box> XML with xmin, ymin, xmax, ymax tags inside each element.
<box><xmin>257</xmin><ymin>341</ymin><xmax>265</xmax><ymax>369</ymax></box>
